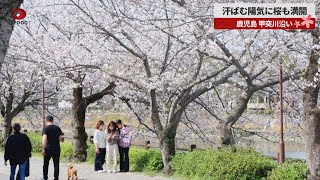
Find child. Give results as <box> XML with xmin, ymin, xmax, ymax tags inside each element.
<box><xmin>93</xmin><ymin>120</ymin><xmax>106</xmax><ymax>172</ymax></box>
<box><xmin>105</xmin><ymin>121</ymin><xmax>119</xmax><ymax>173</ymax></box>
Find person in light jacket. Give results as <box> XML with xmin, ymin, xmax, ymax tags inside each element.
<box><xmin>105</xmin><ymin>121</ymin><xmax>119</xmax><ymax>173</ymax></box>
<box><xmin>116</xmin><ymin>119</ymin><xmax>131</xmax><ymax>172</ymax></box>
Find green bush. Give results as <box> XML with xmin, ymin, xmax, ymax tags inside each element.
<box><xmin>171</xmin><ymin>147</ymin><xmax>277</xmax><ymax>180</ymax></box>
<box><xmin>26</xmin><ymin>132</ymin><xmax>74</xmax><ymax>159</ymax></box>
<box><xmin>60</xmin><ymin>142</ymin><xmax>73</xmax><ymax>158</ymax></box>
<box><xmin>130</xmin><ymin>148</ymin><xmax>163</xmax><ymax>172</ymax></box>
<box><xmin>87</xmin><ymin>144</ymin><xmax>96</xmax><ymax>164</ymax></box>
<box><xmin>82</xmin><ymin>145</ymin><xmax>164</xmax><ymax>171</ymax></box>
<box><xmin>27</xmin><ymin>132</ymin><xmax>42</xmax><ymax>153</ymax></box>
<box><xmin>268</xmin><ymin>161</ymin><xmax>307</xmax><ymax>180</ymax></box>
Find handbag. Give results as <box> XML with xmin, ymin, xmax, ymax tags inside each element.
<box><xmin>25</xmin><ymin>158</ymin><xmax>30</xmax><ymax>177</ymax></box>
<box><xmin>16</xmin><ymin>158</ymin><xmax>30</xmax><ymax>180</ymax></box>
<box><xmin>120</xmin><ymin>134</ymin><xmax>132</xmax><ymax>148</ymax></box>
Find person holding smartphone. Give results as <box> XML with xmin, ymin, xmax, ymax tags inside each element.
<box><xmin>105</xmin><ymin>121</ymin><xmax>119</xmax><ymax>173</ymax></box>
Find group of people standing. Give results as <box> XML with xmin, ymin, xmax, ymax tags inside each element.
<box><xmin>3</xmin><ymin>115</ymin><xmax>131</xmax><ymax>180</ymax></box>
<box><xmin>93</xmin><ymin>119</ymin><xmax>131</xmax><ymax>173</ymax></box>
<box><xmin>4</xmin><ymin>115</ymin><xmax>63</xmax><ymax>180</ymax></box>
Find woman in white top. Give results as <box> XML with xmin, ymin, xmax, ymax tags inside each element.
<box><xmin>93</xmin><ymin>120</ymin><xmax>106</xmax><ymax>172</ymax></box>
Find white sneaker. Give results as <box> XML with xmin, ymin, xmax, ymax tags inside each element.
<box><xmin>112</xmin><ymin>170</ymin><xmax>117</xmax><ymax>173</ymax></box>
<box><xmin>107</xmin><ymin>170</ymin><xmax>111</xmax><ymax>173</ymax></box>
<box><xmin>97</xmin><ymin>170</ymin><xmax>105</xmax><ymax>173</ymax></box>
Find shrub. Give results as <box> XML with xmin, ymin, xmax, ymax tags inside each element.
<box><xmin>130</xmin><ymin>148</ymin><xmax>163</xmax><ymax>172</ymax></box>
<box><xmin>268</xmin><ymin>161</ymin><xmax>307</xmax><ymax>180</ymax></box>
<box><xmin>60</xmin><ymin>142</ymin><xmax>73</xmax><ymax>158</ymax></box>
<box><xmin>26</xmin><ymin>132</ymin><xmax>74</xmax><ymax>159</ymax></box>
<box><xmin>171</xmin><ymin>147</ymin><xmax>277</xmax><ymax>180</ymax></box>
<box><xmin>27</xmin><ymin>132</ymin><xmax>42</xmax><ymax>153</ymax></box>
<box><xmin>87</xmin><ymin>144</ymin><xmax>96</xmax><ymax>164</ymax></box>
<box><xmin>85</xmin><ymin>145</ymin><xmax>164</xmax><ymax>170</ymax></box>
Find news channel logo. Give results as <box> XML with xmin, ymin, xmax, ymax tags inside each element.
<box><xmin>11</xmin><ymin>8</ymin><xmax>27</xmax><ymax>20</ymax></box>
<box><xmin>10</xmin><ymin>7</ymin><xmax>28</xmax><ymax>26</ymax></box>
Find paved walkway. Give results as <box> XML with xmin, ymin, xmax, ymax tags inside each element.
<box><xmin>0</xmin><ymin>155</ymin><xmax>172</xmax><ymax>180</ymax></box>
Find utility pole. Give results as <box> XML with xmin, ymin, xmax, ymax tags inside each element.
<box><xmin>42</xmin><ymin>77</ymin><xmax>45</xmax><ymax>129</ymax></box>
<box><xmin>278</xmin><ymin>62</ymin><xmax>285</xmax><ymax>164</ymax></box>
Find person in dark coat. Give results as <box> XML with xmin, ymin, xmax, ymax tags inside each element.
<box><xmin>4</xmin><ymin>123</ymin><xmax>32</xmax><ymax>180</ymax></box>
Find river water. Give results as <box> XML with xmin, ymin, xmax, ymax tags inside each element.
<box><xmin>69</xmin><ymin>128</ymin><xmax>307</xmax><ymax>160</ymax></box>
<box><xmin>245</xmin><ymin>139</ymin><xmax>306</xmax><ymax>160</ymax></box>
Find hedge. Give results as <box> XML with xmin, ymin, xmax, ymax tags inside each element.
<box><xmin>268</xmin><ymin>161</ymin><xmax>307</xmax><ymax>180</ymax></box>
<box><xmin>171</xmin><ymin>147</ymin><xmax>277</xmax><ymax>180</ymax></box>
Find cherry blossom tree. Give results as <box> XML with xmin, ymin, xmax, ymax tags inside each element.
<box><xmin>0</xmin><ymin>56</ymin><xmax>50</xmax><ymax>143</ymax></box>
<box><xmin>63</xmin><ymin>0</ymin><xmax>244</xmax><ymax>173</ymax></box>
<box><xmin>203</xmin><ymin>30</ymin><xmax>307</xmax><ymax>145</ymax></box>
<box><xmin>303</xmin><ymin>29</ymin><xmax>320</xmax><ymax>179</ymax></box>
<box><xmin>4</xmin><ymin>0</ymin><xmax>319</xmax><ymax>176</ymax></box>
<box><xmin>276</xmin><ymin>3</ymin><xmax>320</xmax><ymax>177</ymax></box>
<box><xmin>7</xmin><ymin>0</ymin><xmax>119</xmax><ymax>161</ymax></box>
<box><xmin>0</xmin><ymin>0</ymin><xmax>24</xmax><ymax>72</ymax></box>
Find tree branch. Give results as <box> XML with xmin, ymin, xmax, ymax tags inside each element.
<box><xmin>109</xmin><ymin>73</ymin><xmax>147</xmax><ymax>91</ymax></box>
<box><xmin>84</xmin><ymin>82</ymin><xmax>116</xmax><ymax>106</ymax></box>
<box><xmin>214</xmin><ymin>39</ymin><xmax>253</xmax><ymax>86</ymax></box>
<box><xmin>171</xmin><ymin>0</ymin><xmax>186</xmax><ymax>7</ymax></box>
<box><xmin>232</xmin><ymin>127</ymin><xmax>277</xmax><ymax>143</ymax></box>
<box><xmin>184</xmin><ymin>69</ymin><xmax>238</xmax><ymax>105</ymax></box>
<box><xmin>256</xmin><ymin>71</ymin><xmax>301</xmax><ymax>90</ymax></box>
<box><xmin>182</xmin><ymin>110</ymin><xmax>214</xmax><ymax>144</ymax></box>
<box><xmin>150</xmin><ymin>89</ymin><xmax>163</xmax><ymax>133</ymax></box>
<box><xmin>167</xmin><ymin>64</ymin><xmax>231</xmax><ymax>124</ymax></box>
<box><xmin>11</xmin><ymin>90</ymin><xmax>31</xmax><ymax>117</ymax></box>
<box><xmin>70</xmin><ymin>0</ymin><xmax>146</xmax><ymax>61</ymax></box>
<box><xmin>193</xmin><ymin>98</ymin><xmax>224</xmax><ymax>123</ymax></box>
<box><xmin>250</xmin><ymin>67</ymin><xmax>268</xmax><ymax>80</ymax></box>
<box><xmin>117</xmin><ymin>96</ymin><xmax>156</xmax><ymax>134</ymax></box>
<box><xmin>192</xmin><ymin>51</ymin><xmax>204</xmax><ymax>81</ymax></box>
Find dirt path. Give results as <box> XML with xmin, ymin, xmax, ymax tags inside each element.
<box><xmin>0</xmin><ymin>154</ymin><xmax>172</xmax><ymax>180</ymax></box>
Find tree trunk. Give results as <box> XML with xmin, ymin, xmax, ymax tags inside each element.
<box><xmin>0</xmin><ymin>0</ymin><xmax>23</xmax><ymax>71</ymax></box>
<box><xmin>1</xmin><ymin>114</ymin><xmax>13</xmax><ymax>145</ymax></box>
<box><xmin>160</xmin><ymin>132</ymin><xmax>176</xmax><ymax>175</ymax></box>
<box><xmin>305</xmin><ymin>113</ymin><xmax>320</xmax><ymax>179</ymax></box>
<box><xmin>219</xmin><ymin>122</ymin><xmax>235</xmax><ymax>145</ymax></box>
<box><xmin>219</xmin><ymin>92</ymin><xmax>252</xmax><ymax>145</ymax></box>
<box><xmin>70</xmin><ymin>83</ymin><xmax>115</xmax><ymax>162</ymax></box>
<box><xmin>304</xmin><ymin>30</ymin><xmax>320</xmax><ymax>179</ymax></box>
<box><xmin>72</xmin><ymin>87</ymin><xmax>88</xmax><ymax>162</ymax></box>
<box><xmin>159</xmin><ymin>110</ymin><xmax>182</xmax><ymax>175</ymax></box>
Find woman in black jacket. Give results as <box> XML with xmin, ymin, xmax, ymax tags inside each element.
<box><xmin>4</xmin><ymin>123</ymin><xmax>32</xmax><ymax>180</ymax></box>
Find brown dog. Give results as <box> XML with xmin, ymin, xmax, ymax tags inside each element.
<box><xmin>67</xmin><ymin>164</ymin><xmax>78</xmax><ymax>180</ymax></box>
